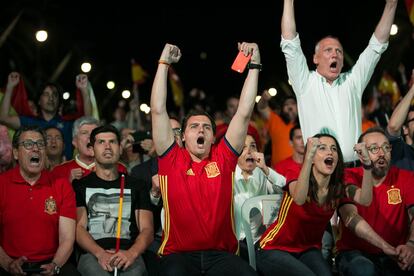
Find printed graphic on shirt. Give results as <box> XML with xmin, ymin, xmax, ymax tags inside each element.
<box><xmin>44</xmin><ymin>196</ymin><xmax>57</xmax><ymax>215</ymax></box>
<box><xmin>85</xmin><ymin>188</ymin><xmax>132</xmax><ymax>240</ymax></box>
<box><xmin>387</xmin><ymin>187</ymin><xmax>402</xmax><ymax>205</ymax></box>
<box><xmin>205</xmin><ymin>162</ymin><xmax>220</xmax><ymax>178</ymax></box>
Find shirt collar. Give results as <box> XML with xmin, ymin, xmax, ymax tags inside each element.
<box><xmin>11</xmin><ymin>166</ymin><xmax>51</xmax><ymax>187</ymax></box>
<box><xmin>75</xmin><ymin>154</ymin><xmax>95</xmax><ymax>170</ymax></box>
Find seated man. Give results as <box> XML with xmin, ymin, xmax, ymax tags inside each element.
<box><xmin>0</xmin><ymin>126</ymin><xmax>78</xmax><ymax>275</ymax></box>
<box><xmin>74</xmin><ymin>125</ymin><xmax>153</xmax><ymax>276</ymax></box>
<box><xmin>53</xmin><ymin>116</ymin><xmax>127</xmax><ymax>183</ymax></box>
<box><xmin>336</xmin><ymin>127</ymin><xmax>414</xmax><ymax>275</ymax></box>
<box><xmin>151</xmin><ymin>42</ymin><xmax>259</xmax><ymax>275</ymax></box>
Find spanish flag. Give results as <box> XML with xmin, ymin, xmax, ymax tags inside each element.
<box><xmin>168</xmin><ymin>67</ymin><xmax>184</xmax><ymax>107</ymax></box>
<box><xmin>406</xmin><ymin>0</ymin><xmax>414</xmax><ymax>25</ymax></box>
<box><xmin>131</xmin><ymin>59</ymin><xmax>148</xmax><ymax>85</ymax></box>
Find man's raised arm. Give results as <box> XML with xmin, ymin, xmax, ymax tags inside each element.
<box><xmin>226</xmin><ymin>42</ymin><xmax>260</xmax><ymax>153</ymax></box>
<box><xmin>151</xmin><ymin>44</ymin><xmax>182</xmax><ymax>155</ymax></box>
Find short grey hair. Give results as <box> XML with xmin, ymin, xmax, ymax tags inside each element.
<box><xmin>72</xmin><ymin>116</ymin><xmax>100</xmax><ymax>138</ymax></box>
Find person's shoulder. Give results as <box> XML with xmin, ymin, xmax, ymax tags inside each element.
<box><xmin>0</xmin><ymin>167</ymin><xmax>16</xmax><ymax>181</ymax></box>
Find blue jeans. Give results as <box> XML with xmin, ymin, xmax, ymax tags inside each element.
<box><xmin>256</xmin><ymin>248</ymin><xmax>332</xmax><ymax>276</ymax></box>
<box><xmin>159</xmin><ymin>250</ymin><xmax>257</xmax><ymax>276</ymax></box>
<box><xmin>78</xmin><ymin>253</ymin><xmax>147</xmax><ymax>276</ymax></box>
<box><xmin>336</xmin><ymin>250</ymin><xmax>414</xmax><ymax>276</ymax></box>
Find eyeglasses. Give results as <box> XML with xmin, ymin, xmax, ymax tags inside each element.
<box><xmin>367</xmin><ymin>143</ymin><xmax>392</xmax><ymax>154</ymax></box>
<box><xmin>18</xmin><ymin>140</ymin><xmax>46</xmax><ymax>150</ymax></box>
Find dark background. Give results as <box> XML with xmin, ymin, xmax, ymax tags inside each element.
<box><xmin>1</xmin><ymin>0</ymin><xmax>413</xmax><ymax>123</ymax></box>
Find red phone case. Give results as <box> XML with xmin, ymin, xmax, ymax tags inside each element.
<box><xmin>231</xmin><ymin>51</ymin><xmax>251</xmax><ymax>73</ymax></box>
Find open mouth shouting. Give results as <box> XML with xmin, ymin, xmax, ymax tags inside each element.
<box><xmin>29</xmin><ymin>155</ymin><xmax>41</xmax><ymax>166</ymax></box>
<box><xmin>329</xmin><ymin>61</ymin><xmax>338</xmax><ymax>73</ymax></box>
<box><xmin>324</xmin><ymin>157</ymin><xmax>334</xmax><ymax>169</ymax></box>
<box><xmin>196</xmin><ymin>136</ymin><xmax>205</xmax><ymax>147</ymax></box>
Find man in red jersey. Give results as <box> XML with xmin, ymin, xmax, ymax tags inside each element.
<box><xmin>151</xmin><ymin>42</ymin><xmax>260</xmax><ymax>275</ymax></box>
<box><xmin>0</xmin><ymin>126</ymin><xmax>79</xmax><ymax>275</ymax></box>
<box><xmin>337</xmin><ymin>127</ymin><xmax>414</xmax><ymax>275</ymax></box>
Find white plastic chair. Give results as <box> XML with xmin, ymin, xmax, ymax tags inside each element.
<box><xmin>241</xmin><ymin>194</ymin><xmax>283</xmax><ymax>270</ymax></box>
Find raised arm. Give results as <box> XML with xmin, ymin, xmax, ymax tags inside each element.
<box><xmin>225</xmin><ymin>42</ymin><xmax>260</xmax><ymax>153</ymax></box>
<box><xmin>76</xmin><ymin>74</ymin><xmax>92</xmax><ymax>116</ymax></box>
<box><xmin>289</xmin><ymin>137</ymin><xmax>319</xmax><ymax>205</ymax></box>
<box><xmin>151</xmin><ymin>44</ymin><xmax>182</xmax><ymax>155</ymax></box>
<box><xmin>281</xmin><ymin>0</ymin><xmax>297</xmax><ymax>40</ymax></box>
<box><xmin>347</xmin><ymin>142</ymin><xmax>374</xmax><ymax>206</ymax></box>
<box><xmin>373</xmin><ymin>0</ymin><xmax>398</xmax><ymax>43</ymax></box>
<box><xmin>0</xmin><ymin>72</ymin><xmax>21</xmax><ymax>129</ymax></box>
<box><xmin>256</xmin><ymin>90</ymin><xmax>271</xmax><ymax>120</ymax></box>
<box><xmin>387</xmin><ymin>78</ymin><xmax>414</xmax><ymax>136</ymax></box>
<box><xmin>339</xmin><ymin>204</ymin><xmax>397</xmax><ymax>256</ymax></box>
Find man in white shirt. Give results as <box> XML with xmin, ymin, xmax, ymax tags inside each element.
<box><xmin>280</xmin><ymin>0</ymin><xmax>398</xmax><ymax>163</ymax></box>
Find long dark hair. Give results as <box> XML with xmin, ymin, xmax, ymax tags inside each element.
<box><xmin>307</xmin><ymin>133</ymin><xmax>344</xmax><ymax>209</ymax></box>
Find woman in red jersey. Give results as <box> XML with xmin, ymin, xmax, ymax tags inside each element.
<box><xmin>256</xmin><ymin>133</ymin><xmax>373</xmax><ymax>276</ymax></box>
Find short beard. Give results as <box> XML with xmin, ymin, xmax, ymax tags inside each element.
<box><xmin>371</xmin><ymin>161</ymin><xmax>389</xmax><ymax>179</ymax></box>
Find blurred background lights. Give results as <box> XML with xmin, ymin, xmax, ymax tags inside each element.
<box><xmin>35</xmin><ymin>30</ymin><xmax>48</xmax><ymax>42</ymax></box>
<box><xmin>81</xmin><ymin>62</ymin><xmax>91</xmax><ymax>73</ymax></box>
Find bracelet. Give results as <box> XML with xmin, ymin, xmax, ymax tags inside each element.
<box><xmin>362</xmin><ymin>161</ymin><xmax>373</xmax><ymax>170</ymax></box>
<box><xmin>158</xmin><ymin>60</ymin><xmax>170</xmax><ymax>66</ymax></box>
<box><xmin>247</xmin><ymin>62</ymin><xmax>262</xmax><ymax>71</ymax></box>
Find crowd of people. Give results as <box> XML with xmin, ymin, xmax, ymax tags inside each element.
<box><xmin>1</xmin><ymin>0</ymin><xmax>414</xmax><ymax>275</ymax></box>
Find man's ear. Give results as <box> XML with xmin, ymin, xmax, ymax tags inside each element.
<box><xmin>313</xmin><ymin>54</ymin><xmax>318</xmax><ymax>66</ymax></box>
<box><xmin>12</xmin><ymin>148</ymin><xmax>18</xmax><ymax>161</ymax></box>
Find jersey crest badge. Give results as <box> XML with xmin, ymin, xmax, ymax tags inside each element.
<box><xmin>186</xmin><ymin>168</ymin><xmax>195</xmax><ymax>176</ymax></box>
<box><xmin>387</xmin><ymin>188</ymin><xmax>402</xmax><ymax>205</ymax></box>
<box><xmin>205</xmin><ymin>162</ymin><xmax>220</xmax><ymax>178</ymax></box>
<box><xmin>44</xmin><ymin>196</ymin><xmax>57</xmax><ymax>215</ymax></box>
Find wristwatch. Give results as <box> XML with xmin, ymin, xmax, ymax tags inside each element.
<box><xmin>52</xmin><ymin>261</ymin><xmax>61</xmax><ymax>275</ymax></box>
<box><xmin>247</xmin><ymin>62</ymin><xmax>263</xmax><ymax>71</ymax></box>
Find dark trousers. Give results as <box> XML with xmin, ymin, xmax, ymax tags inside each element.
<box><xmin>256</xmin><ymin>248</ymin><xmax>331</xmax><ymax>276</ymax></box>
<box><xmin>336</xmin><ymin>250</ymin><xmax>414</xmax><ymax>276</ymax></box>
<box><xmin>0</xmin><ymin>261</ymin><xmax>80</xmax><ymax>276</ymax></box>
<box><xmin>159</xmin><ymin>250</ymin><xmax>257</xmax><ymax>276</ymax></box>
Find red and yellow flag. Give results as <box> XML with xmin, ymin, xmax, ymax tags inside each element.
<box><xmin>406</xmin><ymin>0</ymin><xmax>414</xmax><ymax>25</ymax></box>
<box><xmin>131</xmin><ymin>59</ymin><xmax>148</xmax><ymax>85</ymax></box>
<box><xmin>168</xmin><ymin>67</ymin><xmax>184</xmax><ymax>107</ymax></box>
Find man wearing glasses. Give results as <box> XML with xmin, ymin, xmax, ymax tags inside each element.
<box><xmin>0</xmin><ymin>126</ymin><xmax>79</xmax><ymax>275</ymax></box>
<box><xmin>336</xmin><ymin>127</ymin><xmax>414</xmax><ymax>275</ymax></box>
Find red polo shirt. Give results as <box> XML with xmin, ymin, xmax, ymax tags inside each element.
<box><xmin>0</xmin><ymin>166</ymin><xmax>76</xmax><ymax>262</ymax></box>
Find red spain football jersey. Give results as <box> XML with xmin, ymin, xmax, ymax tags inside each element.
<box><xmin>157</xmin><ymin>138</ymin><xmax>239</xmax><ymax>255</ymax></box>
<box><xmin>259</xmin><ymin>191</ymin><xmax>335</xmax><ymax>252</ymax></box>
<box><xmin>337</xmin><ymin>166</ymin><xmax>414</xmax><ymax>254</ymax></box>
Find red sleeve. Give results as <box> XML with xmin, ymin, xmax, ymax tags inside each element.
<box><xmin>55</xmin><ymin>177</ymin><xmax>76</xmax><ymax>220</ymax></box>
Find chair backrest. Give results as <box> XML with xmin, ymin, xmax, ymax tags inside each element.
<box><xmin>241</xmin><ymin>193</ymin><xmax>283</xmax><ymax>270</ymax></box>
